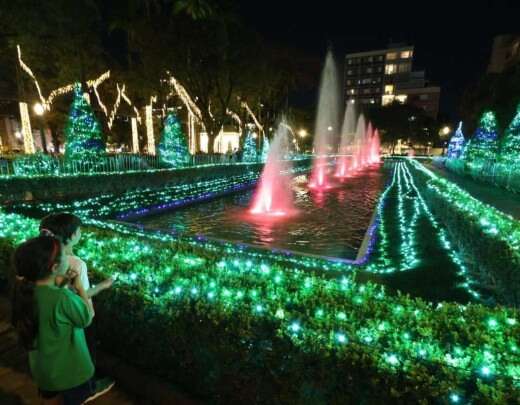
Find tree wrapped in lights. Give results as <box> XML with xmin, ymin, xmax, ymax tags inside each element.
<box><xmin>64</xmin><ymin>84</ymin><xmax>105</xmax><ymax>163</ymax></box>
<box><xmin>464</xmin><ymin>111</ymin><xmax>498</xmax><ymax>162</ymax></box>
<box><xmin>158</xmin><ymin>113</ymin><xmax>189</xmax><ymax>167</ymax></box>
<box><xmin>447</xmin><ymin>122</ymin><xmax>465</xmax><ymax>159</ymax></box>
<box><xmin>242</xmin><ymin>131</ymin><xmax>257</xmax><ymax>162</ymax></box>
<box><xmin>260</xmin><ymin>136</ymin><xmax>270</xmax><ymax>162</ymax></box>
<box><xmin>499</xmin><ymin>103</ymin><xmax>520</xmax><ymax>167</ymax></box>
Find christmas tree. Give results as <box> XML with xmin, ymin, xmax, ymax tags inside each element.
<box><xmin>158</xmin><ymin>113</ymin><xmax>189</xmax><ymax>167</ymax></box>
<box><xmin>447</xmin><ymin>121</ymin><xmax>465</xmax><ymax>159</ymax></box>
<box><xmin>260</xmin><ymin>136</ymin><xmax>270</xmax><ymax>162</ymax></box>
<box><xmin>499</xmin><ymin>103</ymin><xmax>520</xmax><ymax>167</ymax></box>
<box><xmin>242</xmin><ymin>131</ymin><xmax>257</xmax><ymax>162</ymax></box>
<box><xmin>464</xmin><ymin>111</ymin><xmax>499</xmax><ymax>162</ymax></box>
<box><xmin>64</xmin><ymin>83</ymin><xmax>105</xmax><ymax>163</ymax></box>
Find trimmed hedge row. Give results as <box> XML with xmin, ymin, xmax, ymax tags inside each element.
<box><xmin>0</xmin><ymin>206</ymin><xmax>518</xmax><ymax>403</ymax></box>
<box><xmin>443</xmin><ymin>157</ymin><xmax>520</xmax><ymax>194</ymax></box>
<box><xmin>0</xmin><ymin>159</ymin><xmax>310</xmax><ymax>201</ymax></box>
<box><xmin>410</xmin><ymin>159</ymin><xmax>520</xmax><ymax>306</ymax></box>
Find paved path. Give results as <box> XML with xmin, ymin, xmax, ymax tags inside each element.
<box><xmin>0</xmin><ymin>296</ymin><xmax>135</xmax><ymax>405</ymax></box>
<box><xmin>426</xmin><ymin>162</ymin><xmax>520</xmax><ymax>220</ymax></box>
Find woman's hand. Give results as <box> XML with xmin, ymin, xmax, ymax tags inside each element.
<box><xmin>98</xmin><ymin>277</ymin><xmax>114</xmax><ymax>291</ymax></box>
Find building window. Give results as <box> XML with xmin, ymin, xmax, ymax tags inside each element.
<box><xmin>347</xmin><ymin>59</ymin><xmax>353</xmax><ymax>65</ymax></box>
<box><xmin>382</xmin><ymin>95</ymin><xmax>394</xmax><ymax>106</ymax></box>
<box><xmin>361</xmin><ymin>78</ymin><xmax>372</xmax><ymax>84</ymax></box>
<box><xmin>372</xmin><ymin>78</ymin><xmax>381</xmax><ymax>84</ymax></box>
<box><xmin>370</xmin><ymin>99</ymin><xmax>376</xmax><ymax>104</ymax></box>
<box><xmin>398</xmin><ymin>63</ymin><xmax>411</xmax><ymax>73</ymax></box>
<box><xmin>348</xmin><ymin>88</ymin><xmax>357</xmax><ymax>95</ymax></box>
<box><xmin>419</xmin><ymin>94</ymin><xmax>429</xmax><ymax>100</ymax></box>
<box><xmin>376</xmin><ymin>66</ymin><xmax>383</xmax><ymax>73</ymax></box>
<box><xmin>401</xmin><ymin>51</ymin><xmax>412</xmax><ymax>59</ymax></box>
<box><xmin>376</xmin><ymin>55</ymin><xmax>384</xmax><ymax>61</ymax></box>
<box><xmin>384</xmin><ymin>85</ymin><xmax>394</xmax><ymax>95</ymax></box>
<box><xmin>346</xmin><ymin>80</ymin><xmax>352</xmax><ymax>85</ymax></box>
<box><xmin>367</xmin><ymin>56</ymin><xmax>373</xmax><ymax>63</ymax></box>
<box><xmin>363</xmin><ymin>88</ymin><xmax>371</xmax><ymax>94</ymax></box>
<box><xmin>366</xmin><ymin>67</ymin><xmax>373</xmax><ymax>73</ymax></box>
<box><xmin>395</xmin><ymin>94</ymin><xmax>408</xmax><ymax>103</ymax></box>
<box><xmin>386</xmin><ymin>52</ymin><xmax>397</xmax><ymax>60</ymax></box>
<box><xmin>385</xmin><ymin>64</ymin><xmax>397</xmax><ymax>74</ymax></box>
<box><xmin>347</xmin><ymin>69</ymin><xmax>354</xmax><ymax>75</ymax></box>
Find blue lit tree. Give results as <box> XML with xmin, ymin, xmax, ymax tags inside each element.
<box><xmin>158</xmin><ymin>113</ymin><xmax>189</xmax><ymax>167</ymax></box>
<box><xmin>499</xmin><ymin>103</ymin><xmax>520</xmax><ymax>167</ymax></box>
<box><xmin>242</xmin><ymin>131</ymin><xmax>257</xmax><ymax>162</ymax></box>
<box><xmin>64</xmin><ymin>84</ymin><xmax>105</xmax><ymax>163</ymax></box>
<box><xmin>260</xmin><ymin>136</ymin><xmax>270</xmax><ymax>162</ymax></box>
<box><xmin>464</xmin><ymin>111</ymin><xmax>499</xmax><ymax>162</ymax></box>
<box><xmin>447</xmin><ymin>121</ymin><xmax>465</xmax><ymax>159</ymax></box>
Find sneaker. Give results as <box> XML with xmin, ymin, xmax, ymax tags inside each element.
<box><xmin>84</xmin><ymin>377</ymin><xmax>115</xmax><ymax>403</ymax></box>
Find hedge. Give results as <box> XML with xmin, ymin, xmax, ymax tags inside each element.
<box><xmin>0</xmin><ymin>205</ymin><xmax>518</xmax><ymax>403</ymax></box>
<box><xmin>410</xmin><ymin>159</ymin><xmax>520</xmax><ymax>306</ymax></box>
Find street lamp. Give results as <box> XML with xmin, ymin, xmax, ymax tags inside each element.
<box><xmin>440</xmin><ymin>126</ymin><xmax>451</xmax><ymax>136</ymax></box>
<box><xmin>33</xmin><ymin>102</ymin><xmax>48</xmax><ymax>153</ymax></box>
<box><xmin>298</xmin><ymin>129</ymin><xmax>308</xmax><ymax>138</ymax></box>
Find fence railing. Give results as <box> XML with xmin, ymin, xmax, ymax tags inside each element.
<box><xmin>0</xmin><ymin>153</ymin><xmax>271</xmax><ymax>177</ymax></box>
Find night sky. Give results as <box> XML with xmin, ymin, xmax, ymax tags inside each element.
<box><xmin>241</xmin><ymin>1</ymin><xmax>519</xmax><ymax>121</ymax></box>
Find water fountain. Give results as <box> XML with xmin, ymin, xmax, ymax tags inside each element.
<box><xmin>334</xmin><ymin>102</ymin><xmax>356</xmax><ymax>178</ymax></box>
<box><xmin>309</xmin><ymin>50</ymin><xmax>340</xmax><ymax>190</ymax></box>
<box><xmin>351</xmin><ymin>113</ymin><xmax>366</xmax><ymax>170</ymax></box>
<box><xmin>249</xmin><ymin>122</ymin><xmax>294</xmax><ymax>217</ymax></box>
<box><xmin>369</xmin><ymin>128</ymin><xmax>381</xmax><ymax>163</ymax></box>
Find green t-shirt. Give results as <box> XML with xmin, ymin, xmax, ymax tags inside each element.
<box><xmin>29</xmin><ymin>284</ymin><xmax>94</xmax><ymax>391</ymax></box>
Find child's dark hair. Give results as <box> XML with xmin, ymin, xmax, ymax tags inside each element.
<box><xmin>11</xmin><ymin>236</ymin><xmax>62</xmax><ymax>349</ymax></box>
<box><xmin>40</xmin><ymin>212</ymin><xmax>81</xmax><ymax>245</ymax></box>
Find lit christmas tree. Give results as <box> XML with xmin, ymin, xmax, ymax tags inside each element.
<box><xmin>464</xmin><ymin>111</ymin><xmax>499</xmax><ymax>162</ymax></box>
<box><xmin>64</xmin><ymin>83</ymin><xmax>105</xmax><ymax>162</ymax></box>
<box><xmin>499</xmin><ymin>103</ymin><xmax>520</xmax><ymax>167</ymax></box>
<box><xmin>447</xmin><ymin>121</ymin><xmax>465</xmax><ymax>159</ymax></box>
<box><xmin>242</xmin><ymin>131</ymin><xmax>257</xmax><ymax>162</ymax></box>
<box><xmin>260</xmin><ymin>136</ymin><xmax>270</xmax><ymax>162</ymax></box>
<box><xmin>158</xmin><ymin>113</ymin><xmax>189</xmax><ymax>167</ymax></box>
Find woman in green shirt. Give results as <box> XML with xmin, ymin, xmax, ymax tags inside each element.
<box><xmin>11</xmin><ymin>236</ymin><xmax>102</xmax><ymax>404</ymax></box>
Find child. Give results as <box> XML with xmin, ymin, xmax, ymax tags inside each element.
<box><xmin>39</xmin><ymin>213</ymin><xmax>113</xmax><ymax>301</ymax></box>
<box><xmin>11</xmin><ymin>235</ymin><xmax>113</xmax><ymax>404</ymax></box>
<box><xmin>39</xmin><ymin>213</ymin><xmax>113</xmax><ymax>365</ymax></box>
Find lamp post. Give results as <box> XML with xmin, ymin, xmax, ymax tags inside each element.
<box><xmin>33</xmin><ymin>102</ymin><xmax>47</xmax><ymax>153</ymax></box>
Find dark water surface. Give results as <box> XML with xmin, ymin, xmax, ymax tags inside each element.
<box><xmin>130</xmin><ymin>167</ymin><xmax>386</xmax><ymax>259</ymax></box>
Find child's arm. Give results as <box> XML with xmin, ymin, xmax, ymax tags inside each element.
<box><xmin>87</xmin><ymin>278</ymin><xmax>113</xmax><ymax>298</ymax></box>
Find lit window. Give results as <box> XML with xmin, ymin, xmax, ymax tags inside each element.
<box><xmin>382</xmin><ymin>95</ymin><xmax>394</xmax><ymax>106</ymax></box>
<box><xmin>377</xmin><ymin>55</ymin><xmax>384</xmax><ymax>61</ymax></box>
<box><xmin>349</xmin><ymin>89</ymin><xmax>356</xmax><ymax>95</ymax></box>
<box><xmin>401</xmin><ymin>51</ymin><xmax>412</xmax><ymax>59</ymax></box>
<box><xmin>347</xmin><ymin>59</ymin><xmax>353</xmax><ymax>65</ymax></box>
<box><xmin>346</xmin><ymin>80</ymin><xmax>352</xmax><ymax>85</ymax></box>
<box><xmin>384</xmin><ymin>85</ymin><xmax>394</xmax><ymax>95</ymax></box>
<box><xmin>370</xmin><ymin>99</ymin><xmax>376</xmax><ymax>104</ymax></box>
<box><xmin>385</xmin><ymin>64</ymin><xmax>396</xmax><ymax>74</ymax></box>
<box><xmin>386</xmin><ymin>52</ymin><xmax>397</xmax><ymax>60</ymax></box>
<box><xmin>395</xmin><ymin>94</ymin><xmax>408</xmax><ymax>103</ymax></box>
<box><xmin>366</xmin><ymin>67</ymin><xmax>373</xmax><ymax>73</ymax></box>
<box><xmin>347</xmin><ymin>69</ymin><xmax>353</xmax><ymax>75</ymax></box>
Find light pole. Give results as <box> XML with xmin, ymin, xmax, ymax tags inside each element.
<box><xmin>33</xmin><ymin>102</ymin><xmax>47</xmax><ymax>153</ymax></box>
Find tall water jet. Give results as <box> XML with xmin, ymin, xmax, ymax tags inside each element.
<box><xmin>250</xmin><ymin>122</ymin><xmax>294</xmax><ymax>217</ymax></box>
<box><xmin>364</xmin><ymin>121</ymin><xmax>374</xmax><ymax>165</ymax></box>
<box><xmin>369</xmin><ymin>128</ymin><xmax>381</xmax><ymax>163</ymax></box>
<box><xmin>334</xmin><ymin>102</ymin><xmax>356</xmax><ymax>177</ymax></box>
<box><xmin>309</xmin><ymin>50</ymin><xmax>340</xmax><ymax>189</ymax></box>
<box><xmin>352</xmin><ymin>113</ymin><xmax>366</xmax><ymax>169</ymax></box>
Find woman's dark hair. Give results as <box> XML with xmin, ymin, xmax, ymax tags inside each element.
<box><xmin>40</xmin><ymin>212</ymin><xmax>81</xmax><ymax>245</ymax></box>
<box><xmin>11</xmin><ymin>236</ymin><xmax>62</xmax><ymax>349</ymax></box>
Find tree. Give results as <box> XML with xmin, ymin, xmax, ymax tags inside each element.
<box><xmin>464</xmin><ymin>111</ymin><xmax>499</xmax><ymax>162</ymax></box>
<box><xmin>447</xmin><ymin>122</ymin><xmax>465</xmax><ymax>159</ymax></box>
<box><xmin>158</xmin><ymin>113</ymin><xmax>189</xmax><ymax>167</ymax></box>
<box><xmin>64</xmin><ymin>84</ymin><xmax>105</xmax><ymax>162</ymax></box>
<box><xmin>242</xmin><ymin>131</ymin><xmax>257</xmax><ymax>162</ymax></box>
<box><xmin>365</xmin><ymin>102</ymin><xmax>438</xmax><ymax>153</ymax></box>
<box><xmin>499</xmin><ymin>103</ymin><xmax>520</xmax><ymax>167</ymax></box>
<box><xmin>261</xmin><ymin>136</ymin><xmax>270</xmax><ymax>162</ymax></box>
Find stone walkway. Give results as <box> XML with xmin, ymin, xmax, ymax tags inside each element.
<box><xmin>0</xmin><ymin>296</ymin><xmax>135</xmax><ymax>405</ymax></box>
<box><xmin>426</xmin><ymin>162</ymin><xmax>520</xmax><ymax>220</ymax></box>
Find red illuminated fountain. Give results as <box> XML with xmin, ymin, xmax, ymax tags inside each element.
<box><xmin>334</xmin><ymin>102</ymin><xmax>356</xmax><ymax>178</ymax></box>
<box><xmin>249</xmin><ymin>123</ymin><xmax>295</xmax><ymax>217</ymax></box>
